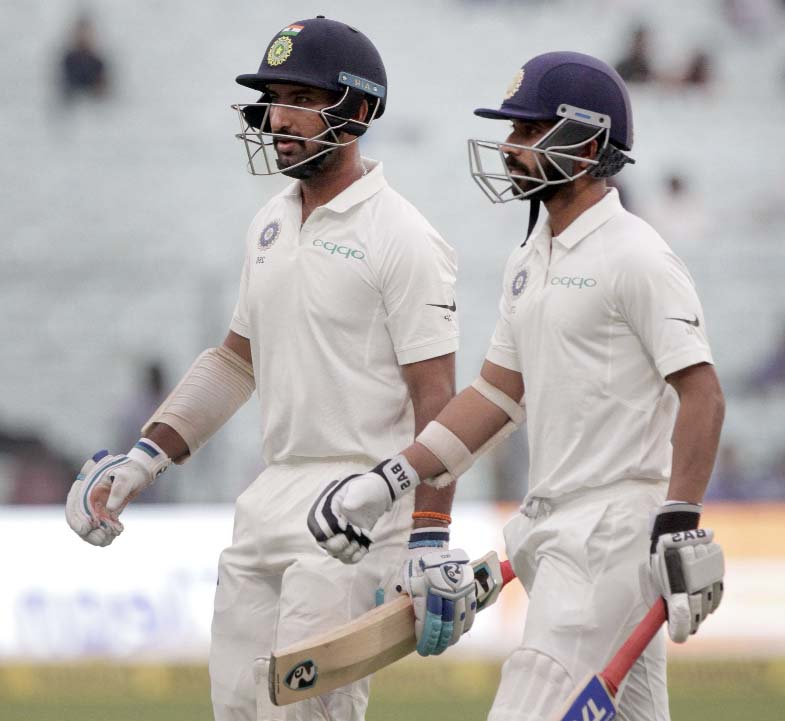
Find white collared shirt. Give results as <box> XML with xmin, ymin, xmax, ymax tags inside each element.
<box><xmin>231</xmin><ymin>159</ymin><xmax>459</xmax><ymax>463</ymax></box>
<box><xmin>487</xmin><ymin>189</ymin><xmax>713</xmax><ymax>499</ymax></box>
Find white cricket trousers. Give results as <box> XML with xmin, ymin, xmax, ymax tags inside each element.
<box><xmin>209</xmin><ymin>458</ymin><xmax>412</xmax><ymax>721</ymax></box>
<box><xmin>489</xmin><ymin>480</ymin><xmax>670</xmax><ymax>721</ymax></box>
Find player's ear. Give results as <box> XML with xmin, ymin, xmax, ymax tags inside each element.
<box><xmin>575</xmin><ymin>138</ymin><xmax>600</xmax><ymax>170</ymax></box>
<box><xmin>353</xmin><ymin>98</ymin><xmax>370</xmax><ymax>124</ymax></box>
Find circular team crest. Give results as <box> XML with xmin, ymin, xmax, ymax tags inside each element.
<box><xmin>258</xmin><ymin>219</ymin><xmax>281</xmax><ymax>250</ymax></box>
<box><xmin>511</xmin><ymin>267</ymin><xmax>529</xmax><ymax>297</ymax></box>
<box><xmin>267</xmin><ymin>36</ymin><xmax>293</xmax><ymax>67</ymax></box>
<box><xmin>504</xmin><ymin>68</ymin><xmax>525</xmax><ymax>100</ymax></box>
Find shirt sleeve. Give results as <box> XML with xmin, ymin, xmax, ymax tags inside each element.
<box><xmin>486</xmin><ymin>259</ymin><xmax>522</xmax><ymax>372</ymax></box>
<box><xmin>615</xmin><ymin>246</ymin><xmax>713</xmax><ymax>378</ymax></box>
<box><xmin>378</xmin><ymin>221</ymin><xmax>459</xmax><ymax>365</ymax></box>
<box><xmin>229</xmin><ymin>241</ymin><xmax>252</xmax><ymax>339</ymax></box>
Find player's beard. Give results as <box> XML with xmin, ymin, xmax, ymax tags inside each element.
<box><xmin>275</xmin><ymin>139</ymin><xmax>333</xmax><ymax>180</ymax></box>
<box><xmin>506</xmin><ymin>155</ymin><xmax>562</xmax><ymax>203</ymax></box>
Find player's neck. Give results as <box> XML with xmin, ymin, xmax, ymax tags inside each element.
<box><xmin>545</xmin><ymin>180</ymin><xmax>608</xmax><ymax>238</ymax></box>
<box><xmin>299</xmin><ymin>149</ymin><xmax>366</xmax><ymax>225</ymax></box>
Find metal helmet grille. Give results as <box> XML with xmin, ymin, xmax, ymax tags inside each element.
<box><xmin>468</xmin><ymin>105</ymin><xmax>623</xmax><ymax>204</ymax></box>
<box><xmin>231</xmin><ymin>87</ymin><xmax>381</xmax><ymax>176</ymax></box>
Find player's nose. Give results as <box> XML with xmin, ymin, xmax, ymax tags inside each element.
<box><xmin>269</xmin><ymin>104</ymin><xmax>296</xmax><ymax>134</ymax></box>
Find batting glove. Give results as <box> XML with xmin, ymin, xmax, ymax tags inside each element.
<box><xmin>401</xmin><ymin>536</ymin><xmax>477</xmax><ymax>657</ymax></box>
<box><xmin>641</xmin><ymin>502</ymin><xmax>725</xmax><ymax>643</ymax></box>
<box><xmin>65</xmin><ymin>439</ymin><xmax>171</xmax><ymax>546</ymax></box>
<box><xmin>307</xmin><ymin>455</ymin><xmax>420</xmax><ymax>564</ymax></box>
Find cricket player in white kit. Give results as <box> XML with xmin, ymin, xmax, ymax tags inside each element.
<box><xmin>309</xmin><ymin>52</ymin><xmax>726</xmax><ymax>720</ymax></box>
<box><xmin>65</xmin><ymin>17</ymin><xmax>466</xmax><ymax>721</ymax></box>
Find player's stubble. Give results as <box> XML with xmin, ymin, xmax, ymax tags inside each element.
<box><xmin>274</xmin><ymin>137</ymin><xmax>336</xmax><ymax>180</ymax></box>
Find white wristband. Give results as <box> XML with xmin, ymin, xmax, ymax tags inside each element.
<box><xmin>376</xmin><ymin>454</ymin><xmax>420</xmax><ymax>500</ymax></box>
<box><xmin>127</xmin><ymin>438</ymin><xmax>171</xmax><ymax>479</ymax></box>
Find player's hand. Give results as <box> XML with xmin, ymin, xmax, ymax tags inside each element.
<box><xmin>643</xmin><ymin>503</ymin><xmax>724</xmax><ymax>643</ymax></box>
<box><xmin>65</xmin><ymin>440</ymin><xmax>171</xmax><ymax>546</ymax></box>
<box><xmin>402</xmin><ymin>541</ymin><xmax>477</xmax><ymax>656</ymax></box>
<box><xmin>307</xmin><ymin>455</ymin><xmax>420</xmax><ymax>564</ymax></box>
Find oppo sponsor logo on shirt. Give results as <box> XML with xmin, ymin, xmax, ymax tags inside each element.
<box><xmin>550</xmin><ymin>275</ymin><xmax>597</xmax><ymax>289</ymax></box>
<box><xmin>313</xmin><ymin>238</ymin><xmax>366</xmax><ymax>260</ymax></box>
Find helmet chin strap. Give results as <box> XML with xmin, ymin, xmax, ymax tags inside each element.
<box><xmin>523</xmin><ymin>199</ymin><xmax>540</xmax><ymax>246</ymax></box>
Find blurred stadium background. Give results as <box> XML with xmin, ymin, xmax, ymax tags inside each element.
<box><xmin>2</xmin><ymin>0</ymin><xmax>785</xmax><ymax>719</ymax></box>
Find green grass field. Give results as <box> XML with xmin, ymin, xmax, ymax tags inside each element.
<box><xmin>1</xmin><ymin>658</ymin><xmax>783</xmax><ymax>721</ymax></box>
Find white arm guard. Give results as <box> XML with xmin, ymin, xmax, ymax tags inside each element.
<box><xmin>418</xmin><ymin>377</ymin><xmax>524</xmax><ymax>488</ymax></box>
<box><xmin>142</xmin><ymin>345</ymin><xmax>255</xmax><ymax>461</ymax></box>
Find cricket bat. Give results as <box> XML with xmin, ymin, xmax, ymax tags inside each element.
<box><xmin>267</xmin><ymin>551</ymin><xmax>516</xmax><ymax>705</ymax></box>
<box><xmin>547</xmin><ymin>598</ymin><xmax>668</xmax><ymax>721</ymax></box>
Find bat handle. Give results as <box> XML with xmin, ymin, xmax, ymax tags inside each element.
<box><xmin>601</xmin><ymin>598</ymin><xmax>667</xmax><ymax>696</ymax></box>
<box><xmin>500</xmin><ymin>560</ymin><xmax>516</xmax><ymax>587</ymax></box>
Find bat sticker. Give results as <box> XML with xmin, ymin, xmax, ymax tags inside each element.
<box><xmin>284</xmin><ymin>659</ymin><xmax>318</xmax><ymax>691</ymax></box>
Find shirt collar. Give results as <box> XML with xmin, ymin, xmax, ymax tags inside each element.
<box><xmin>282</xmin><ymin>158</ymin><xmax>387</xmax><ymax>213</ymax></box>
<box><xmin>551</xmin><ymin>187</ymin><xmax>623</xmax><ymax>250</ymax></box>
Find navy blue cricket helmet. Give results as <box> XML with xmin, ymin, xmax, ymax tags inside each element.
<box><xmin>475</xmin><ymin>51</ymin><xmax>633</xmax><ymax>151</ymax></box>
<box><xmin>468</xmin><ymin>51</ymin><xmax>635</xmax><ymax>208</ymax></box>
<box><xmin>236</xmin><ymin>16</ymin><xmax>387</xmax><ymax>131</ymax></box>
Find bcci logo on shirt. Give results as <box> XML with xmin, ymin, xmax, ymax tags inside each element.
<box><xmin>512</xmin><ymin>267</ymin><xmax>529</xmax><ymax>297</ymax></box>
<box><xmin>259</xmin><ymin>219</ymin><xmax>281</xmax><ymax>251</ymax></box>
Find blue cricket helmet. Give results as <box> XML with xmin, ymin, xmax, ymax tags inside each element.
<box><xmin>475</xmin><ymin>51</ymin><xmax>633</xmax><ymax>151</ymax></box>
<box><xmin>236</xmin><ymin>16</ymin><xmax>387</xmax><ymax>126</ymax></box>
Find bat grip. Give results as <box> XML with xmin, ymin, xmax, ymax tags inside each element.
<box><xmin>500</xmin><ymin>560</ymin><xmax>516</xmax><ymax>587</ymax></box>
<box><xmin>601</xmin><ymin>598</ymin><xmax>667</xmax><ymax>696</ymax></box>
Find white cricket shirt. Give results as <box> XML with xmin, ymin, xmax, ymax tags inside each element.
<box><xmin>231</xmin><ymin>160</ymin><xmax>459</xmax><ymax>463</ymax></box>
<box><xmin>487</xmin><ymin>189</ymin><xmax>713</xmax><ymax>499</ymax></box>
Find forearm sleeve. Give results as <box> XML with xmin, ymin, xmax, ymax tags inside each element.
<box><xmin>142</xmin><ymin>346</ymin><xmax>255</xmax><ymax>462</ymax></box>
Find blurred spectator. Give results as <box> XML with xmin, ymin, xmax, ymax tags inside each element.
<box><xmin>644</xmin><ymin>172</ymin><xmax>709</xmax><ymax>250</ymax></box>
<box><xmin>614</xmin><ymin>25</ymin><xmax>656</xmax><ymax>83</ymax></box>
<box><xmin>114</xmin><ymin>360</ymin><xmax>170</xmax><ymax>502</ymax></box>
<box><xmin>746</xmin><ymin>326</ymin><xmax>785</xmax><ymax>394</ymax></box>
<box><xmin>0</xmin><ymin>427</ymin><xmax>76</xmax><ymax>504</ymax></box>
<box><xmin>678</xmin><ymin>50</ymin><xmax>714</xmax><ymax>88</ymax></box>
<box><xmin>116</xmin><ymin>360</ymin><xmax>167</xmax><ymax>452</ymax></box>
<box><xmin>60</xmin><ymin>14</ymin><xmax>110</xmax><ymax>102</ymax></box>
<box><xmin>706</xmin><ymin>443</ymin><xmax>749</xmax><ymax>500</ymax></box>
<box><xmin>723</xmin><ymin>0</ymin><xmax>780</xmax><ymax>36</ymax></box>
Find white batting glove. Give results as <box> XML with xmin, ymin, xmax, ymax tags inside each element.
<box><xmin>401</xmin><ymin>540</ymin><xmax>477</xmax><ymax>656</ymax></box>
<box><xmin>65</xmin><ymin>439</ymin><xmax>171</xmax><ymax>546</ymax></box>
<box><xmin>641</xmin><ymin>502</ymin><xmax>725</xmax><ymax>643</ymax></box>
<box><xmin>307</xmin><ymin>455</ymin><xmax>420</xmax><ymax>564</ymax></box>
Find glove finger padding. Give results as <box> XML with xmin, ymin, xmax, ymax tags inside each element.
<box><xmin>650</xmin><ymin>528</ymin><xmax>725</xmax><ymax>643</ymax></box>
<box><xmin>65</xmin><ymin>452</ymin><xmax>126</xmax><ymax>545</ymax></box>
<box><xmin>307</xmin><ymin>477</ymin><xmax>374</xmax><ymax>564</ymax></box>
<box><xmin>66</xmin><ymin>443</ymin><xmax>168</xmax><ymax>547</ymax></box>
<box><xmin>404</xmin><ymin>549</ymin><xmax>477</xmax><ymax>656</ymax></box>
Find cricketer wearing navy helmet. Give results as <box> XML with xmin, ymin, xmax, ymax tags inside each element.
<box><xmin>66</xmin><ymin>14</ymin><xmax>464</xmax><ymax>721</ymax></box>
<box><xmin>309</xmin><ymin>51</ymin><xmax>726</xmax><ymax>721</ymax></box>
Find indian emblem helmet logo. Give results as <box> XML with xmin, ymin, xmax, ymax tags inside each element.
<box><xmin>504</xmin><ymin>68</ymin><xmax>524</xmax><ymax>100</ymax></box>
<box><xmin>512</xmin><ymin>267</ymin><xmax>529</xmax><ymax>297</ymax></box>
<box><xmin>267</xmin><ymin>36</ymin><xmax>293</xmax><ymax>67</ymax></box>
<box><xmin>259</xmin><ymin>219</ymin><xmax>281</xmax><ymax>250</ymax></box>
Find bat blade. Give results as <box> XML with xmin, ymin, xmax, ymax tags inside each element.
<box><xmin>267</xmin><ymin>551</ymin><xmax>514</xmax><ymax>705</ymax></box>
